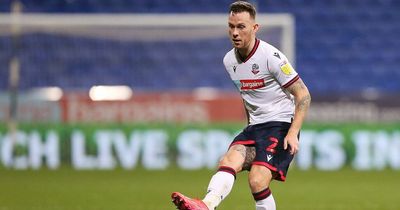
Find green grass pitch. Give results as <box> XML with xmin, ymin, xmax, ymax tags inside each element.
<box><xmin>0</xmin><ymin>167</ymin><xmax>399</xmax><ymax>210</ymax></box>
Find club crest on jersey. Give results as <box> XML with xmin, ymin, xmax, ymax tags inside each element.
<box><xmin>279</xmin><ymin>61</ymin><xmax>294</xmax><ymax>75</ymax></box>
<box><xmin>251</xmin><ymin>63</ymin><xmax>260</xmax><ymax>75</ymax></box>
<box><xmin>233</xmin><ymin>65</ymin><xmax>237</xmax><ymax>72</ymax></box>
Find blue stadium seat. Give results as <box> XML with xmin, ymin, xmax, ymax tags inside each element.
<box><xmin>0</xmin><ymin>0</ymin><xmax>399</xmax><ymax>94</ymax></box>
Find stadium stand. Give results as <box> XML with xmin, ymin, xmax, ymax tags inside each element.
<box><xmin>0</xmin><ymin>0</ymin><xmax>399</xmax><ymax>94</ymax></box>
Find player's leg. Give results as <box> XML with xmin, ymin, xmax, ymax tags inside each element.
<box><xmin>248</xmin><ymin>165</ymin><xmax>276</xmax><ymax>210</ymax></box>
<box><xmin>171</xmin><ymin>144</ymin><xmax>249</xmax><ymax>210</ymax></box>
<box><xmin>202</xmin><ymin>144</ymin><xmax>247</xmax><ymax>209</ymax></box>
<box><xmin>248</xmin><ymin>121</ymin><xmax>294</xmax><ymax>210</ymax></box>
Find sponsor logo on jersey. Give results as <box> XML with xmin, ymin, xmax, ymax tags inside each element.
<box><xmin>279</xmin><ymin>61</ymin><xmax>294</xmax><ymax>75</ymax></box>
<box><xmin>251</xmin><ymin>63</ymin><xmax>260</xmax><ymax>75</ymax></box>
<box><xmin>240</xmin><ymin>79</ymin><xmax>265</xmax><ymax>90</ymax></box>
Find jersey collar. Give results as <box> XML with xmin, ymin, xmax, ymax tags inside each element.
<box><xmin>235</xmin><ymin>38</ymin><xmax>260</xmax><ymax>63</ymax></box>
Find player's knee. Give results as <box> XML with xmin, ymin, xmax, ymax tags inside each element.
<box><xmin>218</xmin><ymin>156</ymin><xmax>237</xmax><ymax>169</ymax></box>
<box><xmin>248</xmin><ymin>167</ymin><xmax>272</xmax><ymax>192</ymax></box>
<box><xmin>218</xmin><ymin>156</ymin><xmax>227</xmax><ymax>165</ymax></box>
<box><xmin>248</xmin><ymin>173</ymin><xmax>265</xmax><ymax>190</ymax></box>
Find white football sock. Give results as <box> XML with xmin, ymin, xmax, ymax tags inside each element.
<box><xmin>255</xmin><ymin>194</ymin><xmax>276</xmax><ymax>210</ymax></box>
<box><xmin>202</xmin><ymin>170</ymin><xmax>235</xmax><ymax>210</ymax></box>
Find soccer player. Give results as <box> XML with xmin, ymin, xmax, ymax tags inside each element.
<box><xmin>171</xmin><ymin>1</ymin><xmax>311</xmax><ymax>210</ymax></box>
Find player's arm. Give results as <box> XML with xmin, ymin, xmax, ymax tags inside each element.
<box><xmin>284</xmin><ymin>78</ymin><xmax>311</xmax><ymax>155</ymax></box>
<box><xmin>243</xmin><ymin>99</ymin><xmax>250</xmax><ymax>125</ymax></box>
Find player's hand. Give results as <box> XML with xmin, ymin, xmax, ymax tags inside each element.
<box><xmin>284</xmin><ymin>134</ymin><xmax>299</xmax><ymax>155</ymax></box>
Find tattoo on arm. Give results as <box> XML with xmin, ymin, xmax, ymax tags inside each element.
<box><xmin>286</xmin><ymin>79</ymin><xmax>311</xmax><ymax>112</ymax></box>
<box><xmin>298</xmin><ymin>94</ymin><xmax>311</xmax><ymax>111</ymax></box>
<box><xmin>286</xmin><ymin>78</ymin><xmax>306</xmax><ymax>94</ymax></box>
<box><xmin>285</xmin><ymin>78</ymin><xmax>311</xmax><ymax>136</ymax></box>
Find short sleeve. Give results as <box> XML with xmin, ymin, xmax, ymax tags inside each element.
<box><xmin>267</xmin><ymin>50</ymin><xmax>299</xmax><ymax>88</ymax></box>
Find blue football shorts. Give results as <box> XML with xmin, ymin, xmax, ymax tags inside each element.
<box><xmin>230</xmin><ymin>121</ymin><xmax>295</xmax><ymax>181</ymax></box>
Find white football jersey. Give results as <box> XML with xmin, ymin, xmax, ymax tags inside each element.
<box><xmin>223</xmin><ymin>39</ymin><xmax>300</xmax><ymax>125</ymax></box>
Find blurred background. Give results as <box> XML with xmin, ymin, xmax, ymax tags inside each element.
<box><xmin>0</xmin><ymin>0</ymin><xmax>399</xmax><ymax>209</ymax></box>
